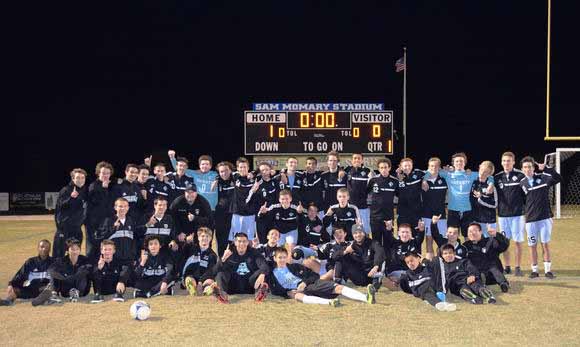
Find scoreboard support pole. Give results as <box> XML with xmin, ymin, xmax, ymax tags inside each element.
<box><xmin>403</xmin><ymin>47</ymin><xmax>408</xmax><ymax>158</ymax></box>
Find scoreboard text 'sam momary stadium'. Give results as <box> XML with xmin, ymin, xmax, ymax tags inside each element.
<box><xmin>245</xmin><ymin>103</ymin><xmax>393</xmax><ymax>155</ymax></box>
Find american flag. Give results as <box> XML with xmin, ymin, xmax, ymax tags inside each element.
<box><xmin>395</xmin><ymin>57</ymin><xmax>405</xmax><ymax>72</ymax></box>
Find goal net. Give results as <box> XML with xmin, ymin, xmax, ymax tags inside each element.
<box><xmin>546</xmin><ymin>148</ymin><xmax>580</xmax><ymax>219</ymax></box>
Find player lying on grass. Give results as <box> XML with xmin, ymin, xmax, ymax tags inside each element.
<box><xmin>269</xmin><ymin>247</ymin><xmax>376</xmax><ymax>306</ymax></box>
<box><xmin>399</xmin><ymin>252</ymin><xmax>457</xmax><ymax>312</ymax></box>
<box><xmin>181</xmin><ymin>227</ymin><xmax>217</xmax><ymax>296</ymax></box>
<box><xmin>210</xmin><ymin>232</ymin><xmax>269</xmax><ymax>304</ymax></box>
<box><xmin>431</xmin><ymin>244</ymin><xmax>497</xmax><ymax>305</ymax></box>
<box><xmin>332</xmin><ymin>225</ymin><xmax>384</xmax><ymax>292</ymax></box>
<box><xmin>91</xmin><ymin>240</ymin><xmax>131</xmax><ymax>303</ymax></box>
<box><xmin>464</xmin><ymin>223</ymin><xmax>510</xmax><ymax>292</ymax></box>
<box><xmin>134</xmin><ymin>235</ymin><xmax>175</xmax><ymax>298</ymax></box>
<box><xmin>0</xmin><ymin>240</ymin><xmax>53</xmax><ymax>306</ymax></box>
<box><xmin>520</xmin><ymin>156</ymin><xmax>562</xmax><ymax>279</ymax></box>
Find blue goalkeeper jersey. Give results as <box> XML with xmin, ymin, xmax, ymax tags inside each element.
<box><xmin>170</xmin><ymin>158</ymin><xmax>218</xmax><ymax>210</ymax></box>
<box><xmin>425</xmin><ymin>170</ymin><xmax>493</xmax><ymax>212</ymax></box>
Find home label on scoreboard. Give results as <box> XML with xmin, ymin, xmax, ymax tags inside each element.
<box><xmin>244</xmin><ymin>103</ymin><xmax>394</xmax><ymax>155</ymax></box>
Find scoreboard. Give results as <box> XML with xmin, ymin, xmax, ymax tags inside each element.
<box><xmin>245</xmin><ymin>103</ymin><xmax>394</xmax><ymax>155</ymax></box>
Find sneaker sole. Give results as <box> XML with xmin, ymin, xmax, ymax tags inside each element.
<box><xmin>367</xmin><ymin>284</ymin><xmax>376</xmax><ymax>304</ymax></box>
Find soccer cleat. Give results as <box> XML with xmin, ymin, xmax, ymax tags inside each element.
<box><xmin>195</xmin><ymin>283</ymin><xmax>204</xmax><ymax>296</ymax></box>
<box><xmin>504</xmin><ymin>266</ymin><xmax>512</xmax><ymax>275</ymax></box>
<box><xmin>185</xmin><ymin>277</ymin><xmax>196</xmax><ymax>296</ymax></box>
<box><xmin>459</xmin><ymin>287</ymin><xmax>478</xmax><ymax>302</ymax></box>
<box><xmin>0</xmin><ymin>299</ymin><xmax>14</xmax><ymax>306</ymax></box>
<box><xmin>32</xmin><ymin>285</ymin><xmax>54</xmax><ymax>306</ymax></box>
<box><xmin>529</xmin><ymin>272</ymin><xmax>539</xmax><ymax>279</ymax></box>
<box><xmin>479</xmin><ymin>287</ymin><xmax>496</xmax><ymax>304</ymax></box>
<box><xmin>514</xmin><ymin>267</ymin><xmax>523</xmax><ymax>277</ymax></box>
<box><xmin>372</xmin><ymin>276</ymin><xmax>383</xmax><ymax>291</ymax></box>
<box><xmin>90</xmin><ymin>294</ymin><xmax>104</xmax><ymax>304</ymax></box>
<box><xmin>255</xmin><ymin>283</ymin><xmax>269</xmax><ymax>303</ymax></box>
<box><xmin>366</xmin><ymin>284</ymin><xmax>377</xmax><ymax>304</ymax></box>
<box><xmin>203</xmin><ymin>285</ymin><xmax>214</xmax><ymax>296</ymax></box>
<box><xmin>133</xmin><ymin>289</ymin><xmax>147</xmax><ymax>298</ymax></box>
<box><xmin>545</xmin><ymin>272</ymin><xmax>555</xmax><ymax>279</ymax></box>
<box><xmin>328</xmin><ymin>298</ymin><xmax>341</xmax><ymax>308</ymax></box>
<box><xmin>69</xmin><ymin>288</ymin><xmax>80</xmax><ymax>303</ymax></box>
<box><xmin>212</xmin><ymin>285</ymin><xmax>229</xmax><ymax>304</ymax></box>
<box><xmin>112</xmin><ymin>292</ymin><xmax>125</xmax><ymax>302</ymax></box>
<box><xmin>500</xmin><ymin>282</ymin><xmax>510</xmax><ymax>293</ymax></box>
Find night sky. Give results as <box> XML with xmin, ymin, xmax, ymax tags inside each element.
<box><xmin>3</xmin><ymin>1</ymin><xmax>579</xmax><ymax>192</ymax></box>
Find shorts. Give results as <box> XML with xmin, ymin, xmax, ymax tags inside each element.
<box><xmin>476</xmin><ymin>222</ymin><xmax>497</xmax><ymax>238</ymax></box>
<box><xmin>277</xmin><ymin>230</ymin><xmax>298</xmax><ymax>246</ymax></box>
<box><xmin>303</xmin><ymin>280</ymin><xmax>339</xmax><ymax>299</ymax></box>
<box><xmin>358</xmin><ymin>208</ymin><xmax>371</xmax><ymax>235</ymax></box>
<box><xmin>229</xmin><ymin>214</ymin><xmax>256</xmax><ymax>240</ymax></box>
<box><xmin>526</xmin><ymin>218</ymin><xmax>553</xmax><ymax>246</ymax></box>
<box><xmin>293</xmin><ymin>245</ymin><xmax>318</xmax><ymax>258</ymax></box>
<box><xmin>498</xmin><ymin>215</ymin><xmax>525</xmax><ymax>243</ymax></box>
<box><xmin>422</xmin><ymin>218</ymin><xmax>447</xmax><ymax>237</ymax></box>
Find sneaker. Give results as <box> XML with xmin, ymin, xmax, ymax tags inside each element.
<box><xmin>529</xmin><ymin>272</ymin><xmax>539</xmax><ymax>279</ymax></box>
<box><xmin>514</xmin><ymin>267</ymin><xmax>523</xmax><ymax>277</ymax></box>
<box><xmin>212</xmin><ymin>284</ymin><xmax>229</xmax><ymax>304</ymax></box>
<box><xmin>460</xmin><ymin>288</ymin><xmax>478</xmax><ymax>302</ymax></box>
<box><xmin>500</xmin><ymin>282</ymin><xmax>510</xmax><ymax>293</ymax></box>
<box><xmin>90</xmin><ymin>293</ymin><xmax>104</xmax><ymax>304</ymax></box>
<box><xmin>505</xmin><ymin>266</ymin><xmax>512</xmax><ymax>275</ymax></box>
<box><xmin>366</xmin><ymin>284</ymin><xmax>377</xmax><ymax>304</ymax></box>
<box><xmin>185</xmin><ymin>277</ymin><xmax>196</xmax><ymax>296</ymax></box>
<box><xmin>372</xmin><ymin>276</ymin><xmax>383</xmax><ymax>291</ymax></box>
<box><xmin>203</xmin><ymin>285</ymin><xmax>214</xmax><ymax>296</ymax></box>
<box><xmin>32</xmin><ymin>285</ymin><xmax>54</xmax><ymax>307</ymax></box>
<box><xmin>167</xmin><ymin>287</ymin><xmax>174</xmax><ymax>296</ymax></box>
<box><xmin>133</xmin><ymin>289</ymin><xmax>147</xmax><ymax>298</ymax></box>
<box><xmin>545</xmin><ymin>272</ymin><xmax>555</xmax><ymax>279</ymax></box>
<box><xmin>328</xmin><ymin>298</ymin><xmax>341</xmax><ymax>308</ymax></box>
<box><xmin>0</xmin><ymin>299</ymin><xmax>14</xmax><ymax>306</ymax></box>
<box><xmin>195</xmin><ymin>283</ymin><xmax>204</xmax><ymax>296</ymax></box>
<box><xmin>443</xmin><ymin>302</ymin><xmax>457</xmax><ymax>311</ymax></box>
<box><xmin>435</xmin><ymin>302</ymin><xmax>447</xmax><ymax>311</ymax></box>
<box><xmin>473</xmin><ymin>297</ymin><xmax>484</xmax><ymax>305</ymax></box>
<box><xmin>255</xmin><ymin>283</ymin><xmax>269</xmax><ymax>303</ymax></box>
<box><xmin>113</xmin><ymin>292</ymin><xmax>125</xmax><ymax>302</ymax></box>
<box><xmin>69</xmin><ymin>288</ymin><xmax>80</xmax><ymax>303</ymax></box>
<box><xmin>479</xmin><ymin>287</ymin><xmax>496</xmax><ymax>304</ymax></box>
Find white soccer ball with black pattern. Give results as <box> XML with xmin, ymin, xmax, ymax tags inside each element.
<box><xmin>130</xmin><ymin>301</ymin><xmax>151</xmax><ymax>321</ymax></box>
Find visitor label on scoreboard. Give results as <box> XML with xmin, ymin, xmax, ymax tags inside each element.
<box><xmin>244</xmin><ymin>103</ymin><xmax>394</xmax><ymax>155</ymax></box>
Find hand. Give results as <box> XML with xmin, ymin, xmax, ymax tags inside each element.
<box><xmin>160</xmin><ymin>282</ymin><xmax>168</xmax><ymax>295</ymax></box>
<box><xmin>431</xmin><ymin>214</ymin><xmax>441</xmax><ymax>224</ymax></box>
<box><xmin>344</xmin><ymin>244</ymin><xmax>354</xmax><ymax>254</ymax></box>
<box><xmin>140</xmin><ymin>250</ymin><xmax>148</xmax><ymax>266</ymax></box>
<box><xmin>141</xmin><ymin>189</ymin><xmax>147</xmax><ymax>200</ymax></box>
<box><xmin>247</xmin><ymin>172</ymin><xmax>255</xmax><ymax>180</ymax></box>
<box><xmin>488</xmin><ymin>228</ymin><xmax>497</xmax><ymax>237</ymax></box>
<box><xmin>259</xmin><ymin>202</ymin><xmax>268</xmax><ymax>215</ymax></box>
<box><xmin>70</xmin><ymin>186</ymin><xmax>79</xmax><ymax>198</ymax></box>
<box><xmin>485</xmin><ymin>185</ymin><xmax>494</xmax><ymax>195</ymax></box>
<box><xmin>168</xmin><ymin>150</ymin><xmax>176</xmax><ymax>159</ymax></box>
<box><xmin>144</xmin><ymin>155</ymin><xmax>152</xmax><ymax>167</ymax></box>
<box><xmin>116</xmin><ymin>282</ymin><xmax>126</xmax><ymax>294</ymax></box>
<box><xmin>325</xmin><ymin>208</ymin><xmax>334</xmax><ymax>217</ymax></box>
<box><xmin>169</xmin><ymin>240</ymin><xmax>179</xmax><ymax>251</ymax></box>
<box><xmin>113</xmin><ymin>218</ymin><xmax>121</xmax><ymax>228</ymax></box>
<box><xmin>270</xmin><ymin>169</ymin><xmax>277</xmax><ymax>177</ymax></box>
<box><xmin>417</xmin><ymin>219</ymin><xmax>425</xmax><ymax>232</ymax></box>
<box><xmin>97</xmin><ymin>254</ymin><xmax>105</xmax><ymax>270</ymax></box>
<box><xmin>186</xmin><ymin>234</ymin><xmax>195</xmax><ymax>244</ymax></box>
<box><xmin>251</xmin><ymin>180</ymin><xmax>260</xmax><ymax>193</ymax></box>
<box><xmin>538</xmin><ymin>162</ymin><xmax>546</xmax><ymax>171</ymax></box>
<box><xmin>338</xmin><ymin>170</ymin><xmax>345</xmax><ymax>180</ymax></box>
<box><xmin>211</xmin><ymin>180</ymin><xmax>218</xmax><ymax>191</ymax></box>
<box><xmin>147</xmin><ymin>215</ymin><xmax>157</xmax><ymax>227</ymax></box>
<box><xmin>297</xmin><ymin>282</ymin><xmax>307</xmax><ymax>292</ymax></box>
<box><xmin>280</xmin><ymin>173</ymin><xmax>288</xmax><ymax>185</ymax></box>
<box><xmin>296</xmin><ymin>202</ymin><xmax>304</xmax><ymax>214</ymax></box>
<box><xmin>467</xmin><ymin>275</ymin><xmax>476</xmax><ymax>284</ymax></box>
<box><xmin>473</xmin><ymin>190</ymin><xmax>482</xmax><ymax>199</ymax></box>
<box><xmin>222</xmin><ymin>245</ymin><xmax>233</xmax><ymax>262</ymax></box>
<box><xmin>367</xmin><ymin>266</ymin><xmax>379</xmax><ymax>278</ymax></box>
<box><xmin>254</xmin><ymin>274</ymin><xmax>266</xmax><ymax>289</ymax></box>
<box><xmin>384</xmin><ymin>220</ymin><xmax>393</xmax><ymax>230</ymax></box>
<box><xmin>177</xmin><ymin>233</ymin><xmax>186</xmax><ymax>242</ymax></box>
<box><xmin>422</xmin><ymin>180</ymin><xmax>429</xmax><ymax>192</ymax></box>
<box><xmin>102</xmin><ymin>179</ymin><xmax>110</xmax><ymax>188</ymax></box>
<box><xmin>252</xmin><ymin>238</ymin><xmax>260</xmax><ymax>247</ymax></box>
<box><xmin>187</xmin><ymin>212</ymin><xmax>194</xmax><ymax>222</ymax></box>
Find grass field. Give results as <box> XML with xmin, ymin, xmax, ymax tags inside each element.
<box><xmin>1</xmin><ymin>219</ymin><xmax>580</xmax><ymax>346</ymax></box>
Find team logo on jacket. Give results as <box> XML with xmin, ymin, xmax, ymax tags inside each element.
<box><xmin>195</xmin><ymin>209</ymin><xmax>200</xmax><ymax>215</ymax></box>
<box><xmin>388</xmin><ymin>182</ymin><xmax>393</xmax><ymax>187</ymax></box>
<box><xmin>296</xmin><ymin>180</ymin><xmax>301</xmax><ymax>185</ymax></box>
<box><xmin>236</xmin><ymin>180</ymin><xmax>241</xmax><ymax>187</ymax></box>
<box><xmin>163</xmin><ymin>186</ymin><xmax>167</xmax><ymax>191</ymax></box>
<box><xmin>437</xmin><ymin>179</ymin><xmax>442</xmax><ymax>185</ymax></box>
<box><xmin>236</xmin><ymin>262</ymin><xmax>250</xmax><ymax>275</ymax></box>
<box><xmin>347</xmin><ymin>212</ymin><xmax>352</xmax><ymax>217</ymax></box>
<box><xmin>275</xmin><ymin>213</ymin><xmax>280</xmax><ymax>220</ymax></box>
<box><xmin>412</xmin><ymin>174</ymin><xmax>417</xmax><ymax>179</ymax></box>
<box><xmin>128</xmin><ymin>226</ymin><xmax>132</xmax><ymax>230</ymax></box>
<box><xmin>164</xmin><ymin>224</ymin><xmax>168</xmax><ymax>228</ymax></box>
<box><xmin>499</xmin><ymin>183</ymin><xmax>504</xmax><ymax>189</ymax></box>
<box><xmin>536</xmin><ymin>179</ymin><xmax>541</xmax><ymax>184</ymax></box>
<box><xmin>512</xmin><ymin>176</ymin><xmax>518</xmax><ymax>181</ymax></box>
<box><xmin>361</xmin><ymin>171</ymin><xmax>367</xmax><ymax>176</ymax></box>
<box><xmin>482</xmin><ymin>248</ymin><xmax>487</xmax><ymax>254</ymax></box>
<box><xmin>289</xmin><ymin>212</ymin><xmax>294</xmax><ymax>216</ymax></box>
<box><xmin>399</xmin><ymin>182</ymin><xmax>405</xmax><ymax>188</ymax></box>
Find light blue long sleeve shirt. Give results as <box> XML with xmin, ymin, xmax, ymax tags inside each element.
<box><xmin>425</xmin><ymin>170</ymin><xmax>494</xmax><ymax>212</ymax></box>
<box><xmin>170</xmin><ymin>158</ymin><xmax>218</xmax><ymax>210</ymax></box>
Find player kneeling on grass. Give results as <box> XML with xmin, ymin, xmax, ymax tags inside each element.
<box><xmin>430</xmin><ymin>217</ymin><xmax>468</xmax><ymax>259</ymax></box>
<box><xmin>33</xmin><ymin>238</ymin><xmax>92</xmax><ymax>306</ymax></box>
<box><xmin>269</xmin><ymin>248</ymin><xmax>376</xmax><ymax>306</ymax></box>
<box><xmin>0</xmin><ymin>240</ymin><xmax>53</xmax><ymax>306</ymax></box>
<box><xmin>386</xmin><ymin>222</ymin><xmax>425</xmax><ymax>285</ymax></box>
<box><xmin>91</xmin><ymin>240</ymin><xmax>131</xmax><ymax>303</ymax></box>
<box><xmin>400</xmin><ymin>252</ymin><xmax>456</xmax><ymax>312</ymax></box>
<box><xmin>211</xmin><ymin>232</ymin><xmax>269</xmax><ymax>304</ymax></box>
<box><xmin>254</xmin><ymin>228</ymin><xmax>281</xmax><ymax>267</ymax></box>
<box><xmin>134</xmin><ymin>235</ymin><xmax>175</xmax><ymax>298</ymax></box>
<box><xmin>182</xmin><ymin>227</ymin><xmax>217</xmax><ymax>296</ymax></box>
<box><xmin>434</xmin><ymin>244</ymin><xmax>497</xmax><ymax>304</ymax></box>
<box><xmin>464</xmin><ymin>223</ymin><xmax>510</xmax><ymax>293</ymax></box>
<box><xmin>332</xmin><ymin>225</ymin><xmax>385</xmax><ymax>293</ymax></box>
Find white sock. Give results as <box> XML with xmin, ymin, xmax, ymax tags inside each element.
<box><xmin>340</xmin><ymin>286</ymin><xmax>367</xmax><ymax>302</ymax></box>
<box><xmin>544</xmin><ymin>262</ymin><xmax>551</xmax><ymax>273</ymax></box>
<box><xmin>531</xmin><ymin>264</ymin><xmax>538</xmax><ymax>273</ymax></box>
<box><xmin>301</xmin><ymin>295</ymin><xmax>331</xmax><ymax>305</ymax></box>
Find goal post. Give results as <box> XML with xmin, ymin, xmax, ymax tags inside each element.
<box><xmin>548</xmin><ymin>148</ymin><xmax>580</xmax><ymax>219</ymax></box>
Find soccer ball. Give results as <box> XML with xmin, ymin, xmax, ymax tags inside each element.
<box><xmin>130</xmin><ymin>301</ymin><xmax>151</xmax><ymax>321</ymax></box>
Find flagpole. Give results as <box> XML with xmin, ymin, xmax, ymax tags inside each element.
<box><xmin>403</xmin><ymin>46</ymin><xmax>407</xmax><ymax>158</ymax></box>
